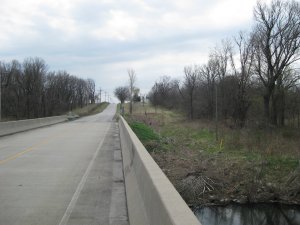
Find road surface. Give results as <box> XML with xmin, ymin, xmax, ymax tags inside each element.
<box><xmin>0</xmin><ymin>104</ymin><xmax>128</xmax><ymax>225</ymax></box>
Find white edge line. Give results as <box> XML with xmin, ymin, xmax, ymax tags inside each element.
<box><xmin>57</xmin><ymin>123</ymin><xmax>110</xmax><ymax>225</ymax></box>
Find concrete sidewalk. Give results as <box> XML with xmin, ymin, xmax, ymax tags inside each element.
<box><xmin>63</xmin><ymin>122</ymin><xmax>128</xmax><ymax>225</ymax></box>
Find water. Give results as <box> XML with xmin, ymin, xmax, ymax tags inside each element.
<box><xmin>194</xmin><ymin>204</ymin><xmax>300</xmax><ymax>225</ymax></box>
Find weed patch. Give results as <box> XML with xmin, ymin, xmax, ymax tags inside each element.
<box><xmin>129</xmin><ymin>121</ymin><xmax>160</xmax><ymax>152</ymax></box>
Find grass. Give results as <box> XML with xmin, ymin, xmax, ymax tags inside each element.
<box><xmin>129</xmin><ymin>121</ymin><xmax>159</xmax><ymax>142</ymax></box>
<box><xmin>129</xmin><ymin>121</ymin><xmax>160</xmax><ymax>152</ymax></box>
<box><xmin>72</xmin><ymin>102</ymin><xmax>109</xmax><ymax>117</ymax></box>
<box><xmin>124</xmin><ymin>102</ymin><xmax>300</xmax><ymax>206</ymax></box>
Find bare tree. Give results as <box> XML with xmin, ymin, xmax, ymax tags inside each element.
<box><xmin>253</xmin><ymin>0</ymin><xmax>300</xmax><ymax>125</ymax></box>
<box><xmin>230</xmin><ymin>32</ymin><xmax>255</xmax><ymax>127</ymax></box>
<box><xmin>114</xmin><ymin>86</ymin><xmax>130</xmax><ymax>115</ymax></box>
<box><xmin>148</xmin><ymin>82</ymin><xmax>160</xmax><ymax>112</ymax></box>
<box><xmin>114</xmin><ymin>86</ymin><xmax>130</xmax><ymax>104</ymax></box>
<box><xmin>0</xmin><ymin>58</ymin><xmax>97</xmax><ymax>120</ymax></box>
<box><xmin>212</xmin><ymin>39</ymin><xmax>232</xmax><ymax>119</ymax></box>
<box><xmin>76</xmin><ymin>78</ymin><xmax>88</xmax><ymax>108</ymax></box>
<box><xmin>6</xmin><ymin>60</ymin><xmax>23</xmax><ymax>119</ymax></box>
<box><xmin>128</xmin><ymin>68</ymin><xmax>136</xmax><ymax>114</ymax></box>
<box><xmin>288</xmin><ymin>83</ymin><xmax>300</xmax><ymax>128</ymax></box>
<box><xmin>148</xmin><ymin>77</ymin><xmax>181</xmax><ymax>113</ymax></box>
<box><xmin>22</xmin><ymin>57</ymin><xmax>47</xmax><ymax>118</ymax></box>
<box><xmin>273</xmin><ymin>67</ymin><xmax>300</xmax><ymax>126</ymax></box>
<box><xmin>87</xmin><ymin>78</ymin><xmax>96</xmax><ymax>104</ymax></box>
<box><xmin>133</xmin><ymin>87</ymin><xmax>141</xmax><ymax>102</ymax></box>
<box><xmin>199</xmin><ymin>58</ymin><xmax>219</xmax><ymax>119</ymax></box>
<box><xmin>182</xmin><ymin>66</ymin><xmax>198</xmax><ymax>119</ymax></box>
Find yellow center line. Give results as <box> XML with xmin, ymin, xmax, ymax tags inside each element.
<box><xmin>0</xmin><ymin>139</ymin><xmax>50</xmax><ymax>165</ymax></box>
<box><xmin>0</xmin><ymin>123</ymin><xmax>85</xmax><ymax>166</ymax></box>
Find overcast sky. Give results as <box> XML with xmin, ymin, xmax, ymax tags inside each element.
<box><xmin>0</xmin><ymin>0</ymin><xmax>268</xmax><ymax>100</ymax></box>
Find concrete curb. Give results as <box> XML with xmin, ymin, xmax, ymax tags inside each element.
<box><xmin>0</xmin><ymin>115</ymin><xmax>67</xmax><ymax>137</ymax></box>
<box><xmin>118</xmin><ymin>116</ymin><xmax>201</xmax><ymax>225</ymax></box>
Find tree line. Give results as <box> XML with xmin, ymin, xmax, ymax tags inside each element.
<box><xmin>148</xmin><ymin>0</ymin><xmax>300</xmax><ymax>128</ymax></box>
<box><xmin>0</xmin><ymin>57</ymin><xmax>96</xmax><ymax>120</ymax></box>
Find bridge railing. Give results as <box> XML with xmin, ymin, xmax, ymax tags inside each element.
<box><xmin>0</xmin><ymin>115</ymin><xmax>67</xmax><ymax>137</ymax></box>
<box><xmin>119</xmin><ymin>116</ymin><xmax>201</xmax><ymax>225</ymax></box>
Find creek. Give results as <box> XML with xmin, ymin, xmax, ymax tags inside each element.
<box><xmin>194</xmin><ymin>203</ymin><xmax>300</xmax><ymax>225</ymax></box>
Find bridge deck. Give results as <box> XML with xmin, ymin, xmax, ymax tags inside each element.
<box><xmin>0</xmin><ymin>104</ymin><xmax>128</xmax><ymax>225</ymax></box>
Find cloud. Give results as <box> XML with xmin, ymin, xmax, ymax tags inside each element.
<box><xmin>0</xmin><ymin>0</ymin><xmax>260</xmax><ymax>97</ymax></box>
<box><xmin>92</xmin><ymin>10</ymin><xmax>139</xmax><ymax>41</ymax></box>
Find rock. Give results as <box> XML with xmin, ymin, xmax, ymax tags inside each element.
<box><xmin>233</xmin><ymin>195</ymin><xmax>248</xmax><ymax>204</ymax></box>
<box><xmin>209</xmin><ymin>195</ymin><xmax>216</xmax><ymax>200</ymax></box>
<box><xmin>220</xmin><ymin>198</ymin><xmax>230</xmax><ymax>204</ymax></box>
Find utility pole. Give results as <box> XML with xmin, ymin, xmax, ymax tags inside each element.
<box><xmin>0</xmin><ymin>71</ymin><xmax>7</xmax><ymax>121</ymax></box>
<box><xmin>0</xmin><ymin>71</ymin><xmax>2</xmax><ymax>121</ymax></box>
<box><xmin>99</xmin><ymin>88</ymin><xmax>102</xmax><ymax>103</ymax></box>
<box><xmin>215</xmin><ymin>83</ymin><xmax>218</xmax><ymax>141</ymax></box>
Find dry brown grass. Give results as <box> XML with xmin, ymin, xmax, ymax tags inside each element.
<box><xmin>125</xmin><ymin>102</ymin><xmax>300</xmax><ymax>206</ymax></box>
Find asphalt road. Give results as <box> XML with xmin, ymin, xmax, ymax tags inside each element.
<box><xmin>0</xmin><ymin>104</ymin><xmax>128</xmax><ymax>225</ymax></box>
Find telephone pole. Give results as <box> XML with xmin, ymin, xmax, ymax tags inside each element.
<box><xmin>0</xmin><ymin>71</ymin><xmax>7</xmax><ymax>121</ymax></box>
<box><xmin>99</xmin><ymin>88</ymin><xmax>102</xmax><ymax>103</ymax></box>
<box><xmin>0</xmin><ymin>71</ymin><xmax>2</xmax><ymax>121</ymax></box>
<box><xmin>215</xmin><ymin>83</ymin><xmax>218</xmax><ymax>141</ymax></box>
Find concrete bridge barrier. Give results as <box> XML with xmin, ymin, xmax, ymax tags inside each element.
<box><xmin>0</xmin><ymin>115</ymin><xmax>67</xmax><ymax>137</ymax></box>
<box><xmin>119</xmin><ymin>116</ymin><xmax>201</xmax><ymax>225</ymax></box>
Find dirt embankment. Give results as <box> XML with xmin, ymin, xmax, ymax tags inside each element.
<box><xmin>127</xmin><ymin>110</ymin><xmax>300</xmax><ymax>207</ymax></box>
<box><xmin>151</xmin><ymin>150</ymin><xmax>300</xmax><ymax>207</ymax></box>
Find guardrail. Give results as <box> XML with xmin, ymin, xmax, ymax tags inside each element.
<box><xmin>0</xmin><ymin>115</ymin><xmax>67</xmax><ymax>137</ymax></box>
<box><xmin>118</xmin><ymin>116</ymin><xmax>201</xmax><ymax>225</ymax></box>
